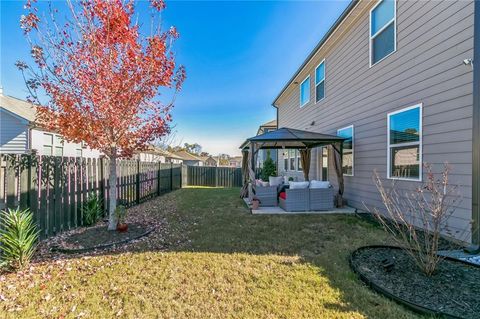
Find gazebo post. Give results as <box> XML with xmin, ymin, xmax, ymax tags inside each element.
<box><xmin>331</xmin><ymin>141</ymin><xmax>344</xmax><ymax>208</ymax></box>
<box><xmin>248</xmin><ymin>142</ymin><xmax>257</xmax><ymax>201</ymax></box>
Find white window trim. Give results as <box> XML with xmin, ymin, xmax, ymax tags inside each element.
<box><xmin>283</xmin><ymin>150</ymin><xmax>289</xmax><ymax>172</ymax></box>
<box><xmin>369</xmin><ymin>0</ymin><xmax>397</xmax><ymax>68</ymax></box>
<box><xmin>299</xmin><ymin>75</ymin><xmax>310</xmax><ymax>108</ymax></box>
<box><xmin>337</xmin><ymin>125</ymin><xmax>354</xmax><ymax>177</ymax></box>
<box><xmin>315</xmin><ymin>59</ymin><xmax>326</xmax><ymax>103</ymax></box>
<box><xmin>387</xmin><ymin>103</ymin><xmax>423</xmax><ymax>181</ymax></box>
<box><xmin>296</xmin><ymin>150</ymin><xmax>302</xmax><ymax>172</ymax></box>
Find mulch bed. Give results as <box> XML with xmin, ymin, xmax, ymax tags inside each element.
<box><xmin>34</xmin><ymin>193</ymin><xmax>182</xmax><ymax>261</ymax></box>
<box><xmin>350</xmin><ymin>246</ymin><xmax>480</xmax><ymax>319</ymax></box>
<box><xmin>53</xmin><ymin>223</ymin><xmax>151</xmax><ymax>253</ymax></box>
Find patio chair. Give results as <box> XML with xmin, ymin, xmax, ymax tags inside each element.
<box><xmin>255</xmin><ymin>185</ymin><xmax>278</xmax><ymax>207</ymax></box>
<box><xmin>309</xmin><ymin>187</ymin><xmax>334</xmax><ymax>210</ymax></box>
<box><xmin>279</xmin><ymin>188</ymin><xmax>310</xmax><ymax>212</ymax></box>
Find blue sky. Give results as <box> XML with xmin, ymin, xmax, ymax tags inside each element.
<box><xmin>1</xmin><ymin>0</ymin><xmax>349</xmax><ymax>156</ymax></box>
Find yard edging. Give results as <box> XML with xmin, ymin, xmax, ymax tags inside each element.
<box><xmin>51</xmin><ymin>228</ymin><xmax>155</xmax><ymax>254</ymax></box>
<box><xmin>349</xmin><ymin>245</ymin><xmax>479</xmax><ymax>319</ymax></box>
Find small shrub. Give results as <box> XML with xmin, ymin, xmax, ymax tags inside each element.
<box><xmin>115</xmin><ymin>205</ymin><xmax>127</xmax><ymax>225</ymax></box>
<box><xmin>0</xmin><ymin>208</ymin><xmax>39</xmax><ymax>270</ymax></box>
<box><xmin>372</xmin><ymin>163</ymin><xmax>462</xmax><ymax>276</ymax></box>
<box><xmin>260</xmin><ymin>150</ymin><xmax>277</xmax><ymax>181</ymax></box>
<box><xmin>82</xmin><ymin>193</ymin><xmax>103</xmax><ymax>226</ymax></box>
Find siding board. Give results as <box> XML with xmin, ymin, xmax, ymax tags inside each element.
<box><xmin>277</xmin><ymin>0</ymin><xmax>474</xmax><ymax>241</ymax></box>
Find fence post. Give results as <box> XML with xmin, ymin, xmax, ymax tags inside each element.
<box><xmin>136</xmin><ymin>160</ymin><xmax>140</xmax><ymax>204</ymax></box>
<box><xmin>5</xmin><ymin>155</ymin><xmax>16</xmax><ymax>208</ymax></box>
<box><xmin>157</xmin><ymin>162</ymin><xmax>161</xmax><ymax>196</ymax></box>
<box><xmin>170</xmin><ymin>162</ymin><xmax>173</xmax><ymax>191</ymax></box>
<box><xmin>99</xmin><ymin>157</ymin><xmax>105</xmax><ymax>215</ymax></box>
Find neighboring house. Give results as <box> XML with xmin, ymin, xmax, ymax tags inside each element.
<box><xmin>229</xmin><ymin>156</ymin><xmax>243</xmax><ymax>168</ymax></box>
<box><xmin>0</xmin><ymin>91</ymin><xmax>100</xmax><ymax>157</ymax></box>
<box><xmin>174</xmin><ymin>150</ymin><xmax>204</xmax><ymax>166</ymax></box>
<box><xmin>256</xmin><ymin>120</ymin><xmax>278</xmax><ymax>168</ymax></box>
<box><xmin>202</xmin><ymin>156</ymin><xmax>218</xmax><ymax>167</ymax></box>
<box><xmin>272</xmin><ymin>0</ymin><xmax>478</xmax><ymax>243</ymax></box>
<box><xmin>135</xmin><ymin>146</ymin><xmax>184</xmax><ymax>164</ymax></box>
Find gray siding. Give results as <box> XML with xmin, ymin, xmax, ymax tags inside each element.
<box><xmin>0</xmin><ymin>109</ymin><xmax>28</xmax><ymax>154</ymax></box>
<box><xmin>276</xmin><ymin>0</ymin><xmax>474</xmax><ymax>241</ymax></box>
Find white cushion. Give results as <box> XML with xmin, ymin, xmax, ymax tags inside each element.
<box><xmin>289</xmin><ymin>181</ymin><xmax>310</xmax><ymax>189</ymax></box>
<box><xmin>310</xmin><ymin>180</ymin><xmax>331</xmax><ymax>189</ymax></box>
<box><xmin>269</xmin><ymin>176</ymin><xmax>284</xmax><ymax>186</ymax></box>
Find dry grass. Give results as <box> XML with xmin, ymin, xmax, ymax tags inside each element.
<box><xmin>0</xmin><ymin>187</ymin><xmax>422</xmax><ymax>318</ymax></box>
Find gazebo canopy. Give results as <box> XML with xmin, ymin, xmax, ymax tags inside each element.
<box><xmin>240</xmin><ymin>127</ymin><xmax>345</xmax><ymax>150</ymax></box>
<box><xmin>239</xmin><ymin>127</ymin><xmax>346</xmax><ymax>207</ymax></box>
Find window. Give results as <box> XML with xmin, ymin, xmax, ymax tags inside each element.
<box><xmin>43</xmin><ymin>133</ymin><xmax>53</xmax><ymax>156</ymax></box>
<box><xmin>388</xmin><ymin>104</ymin><xmax>422</xmax><ymax>180</ymax></box>
<box><xmin>76</xmin><ymin>149</ymin><xmax>83</xmax><ymax>157</ymax></box>
<box><xmin>289</xmin><ymin>149</ymin><xmax>296</xmax><ymax>171</ymax></box>
<box><xmin>284</xmin><ymin>151</ymin><xmax>289</xmax><ymax>171</ymax></box>
<box><xmin>337</xmin><ymin>126</ymin><xmax>354</xmax><ymax>176</ymax></box>
<box><xmin>300</xmin><ymin>76</ymin><xmax>310</xmax><ymax>107</ymax></box>
<box><xmin>297</xmin><ymin>151</ymin><xmax>302</xmax><ymax>172</ymax></box>
<box><xmin>43</xmin><ymin>132</ymin><xmax>64</xmax><ymax>156</ymax></box>
<box><xmin>315</xmin><ymin>60</ymin><xmax>325</xmax><ymax>102</ymax></box>
<box><xmin>322</xmin><ymin>147</ymin><xmax>328</xmax><ymax>181</ymax></box>
<box><xmin>370</xmin><ymin>0</ymin><xmax>396</xmax><ymax>66</ymax></box>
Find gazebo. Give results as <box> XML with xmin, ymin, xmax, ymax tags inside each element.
<box><xmin>240</xmin><ymin>127</ymin><xmax>346</xmax><ymax>207</ymax></box>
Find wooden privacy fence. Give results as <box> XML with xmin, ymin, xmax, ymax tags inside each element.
<box><xmin>0</xmin><ymin>154</ymin><xmax>182</xmax><ymax>238</ymax></box>
<box><xmin>187</xmin><ymin>166</ymin><xmax>242</xmax><ymax>187</ymax></box>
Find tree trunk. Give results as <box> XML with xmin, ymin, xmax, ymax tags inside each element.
<box><xmin>108</xmin><ymin>154</ymin><xmax>117</xmax><ymax>230</ymax></box>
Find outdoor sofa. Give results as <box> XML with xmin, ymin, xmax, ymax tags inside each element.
<box><xmin>279</xmin><ymin>181</ymin><xmax>334</xmax><ymax>212</ymax></box>
<box><xmin>254</xmin><ymin>176</ymin><xmax>285</xmax><ymax>207</ymax></box>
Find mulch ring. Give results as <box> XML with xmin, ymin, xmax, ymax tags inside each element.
<box><xmin>52</xmin><ymin>223</ymin><xmax>152</xmax><ymax>253</ymax></box>
<box><xmin>350</xmin><ymin>246</ymin><xmax>480</xmax><ymax>319</ymax></box>
<box><xmin>34</xmin><ymin>193</ymin><xmax>180</xmax><ymax>261</ymax></box>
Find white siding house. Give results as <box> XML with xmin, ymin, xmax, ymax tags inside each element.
<box><xmin>0</xmin><ymin>92</ymin><xmax>100</xmax><ymax>157</ymax></box>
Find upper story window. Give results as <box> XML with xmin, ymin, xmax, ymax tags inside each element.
<box><xmin>315</xmin><ymin>60</ymin><xmax>325</xmax><ymax>102</ymax></box>
<box><xmin>43</xmin><ymin>133</ymin><xmax>53</xmax><ymax>156</ymax></box>
<box><xmin>370</xmin><ymin>0</ymin><xmax>396</xmax><ymax>66</ymax></box>
<box><xmin>43</xmin><ymin>133</ymin><xmax>63</xmax><ymax>156</ymax></box>
<box><xmin>388</xmin><ymin>104</ymin><xmax>422</xmax><ymax>181</ymax></box>
<box><xmin>300</xmin><ymin>76</ymin><xmax>310</xmax><ymax>107</ymax></box>
<box><xmin>337</xmin><ymin>125</ymin><xmax>354</xmax><ymax>176</ymax></box>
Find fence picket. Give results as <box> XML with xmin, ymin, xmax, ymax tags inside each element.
<box><xmin>0</xmin><ymin>154</ymin><xmax>240</xmax><ymax>239</ymax></box>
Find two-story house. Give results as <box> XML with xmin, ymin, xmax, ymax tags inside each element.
<box><xmin>273</xmin><ymin>0</ymin><xmax>478</xmax><ymax>243</ymax></box>
<box><xmin>0</xmin><ymin>91</ymin><xmax>100</xmax><ymax>157</ymax></box>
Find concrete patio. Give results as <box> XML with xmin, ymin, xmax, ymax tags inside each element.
<box><xmin>243</xmin><ymin>198</ymin><xmax>358</xmax><ymax>215</ymax></box>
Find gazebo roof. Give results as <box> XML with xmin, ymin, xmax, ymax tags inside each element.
<box><xmin>240</xmin><ymin>127</ymin><xmax>345</xmax><ymax>150</ymax></box>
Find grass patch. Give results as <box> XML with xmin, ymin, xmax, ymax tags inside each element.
<box><xmin>0</xmin><ymin>188</ymin><xmax>422</xmax><ymax>318</ymax></box>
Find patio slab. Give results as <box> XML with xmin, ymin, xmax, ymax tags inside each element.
<box><xmin>243</xmin><ymin>198</ymin><xmax>357</xmax><ymax>215</ymax></box>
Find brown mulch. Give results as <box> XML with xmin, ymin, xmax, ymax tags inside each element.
<box><xmin>34</xmin><ymin>192</ymin><xmax>187</xmax><ymax>262</ymax></box>
<box><xmin>351</xmin><ymin>246</ymin><xmax>480</xmax><ymax>319</ymax></box>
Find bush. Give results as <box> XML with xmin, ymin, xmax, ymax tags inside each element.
<box><xmin>372</xmin><ymin>163</ymin><xmax>462</xmax><ymax>276</ymax></box>
<box><xmin>82</xmin><ymin>193</ymin><xmax>103</xmax><ymax>226</ymax></box>
<box><xmin>261</xmin><ymin>150</ymin><xmax>277</xmax><ymax>181</ymax></box>
<box><xmin>0</xmin><ymin>208</ymin><xmax>39</xmax><ymax>270</ymax></box>
<box><xmin>115</xmin><ymin>205</ymin><xmax>127</xmax><ymax>224</ymax></box>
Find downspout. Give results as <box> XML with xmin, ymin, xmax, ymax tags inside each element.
<box><xmin>472</xmin><ymin>0</ymin><xmax>480</xmax><ymax>245</ymax></box>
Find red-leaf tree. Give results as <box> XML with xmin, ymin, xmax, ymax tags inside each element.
<box><xmin>17</xmin><ymin>0</ymin><xmax>186</xmax><ymax>230</ymax></box>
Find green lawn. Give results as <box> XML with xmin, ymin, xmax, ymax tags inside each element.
<box><xmin>0</xmin><ymin>187</ymin><xmax>422</xmax><ymax>318</ymax></box>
